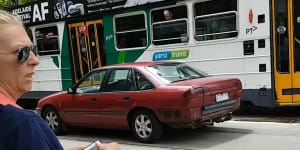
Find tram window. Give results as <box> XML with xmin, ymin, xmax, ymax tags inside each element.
<box><xmin>35</xmin><ymin>26</ymin><xmax>60</xmax><ymax>56</ymax></box>
<box><xmin>275</xmin><ymin>1</ymin><xmax>289</xmax><ymax>73</ymax></box>
<box><xmin>194</xmin><ymin>0</ymin><xmax>238</xmax><ymax>41</ymax></box>
<box><xmin>151</xmin><ymin>6</ymin><xmax>188</xmax><ymax>45</ymax></box>
<box><xmin>294</xmin><ymin>0</ymin><xmax>300</xmax><ymax>72</ymax></box>
<box><xmin>115</xmin><ymin>13</ymin><xmax>147</xmax><ymax>50</ymax></box>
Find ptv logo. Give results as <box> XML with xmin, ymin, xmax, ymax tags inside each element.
<box><xmin>246</xmin><ymin>26</ymin><xmax>258</xmax><ymax>34</ymax></box>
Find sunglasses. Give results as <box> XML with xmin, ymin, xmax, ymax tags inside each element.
<box><xmin>0</xmin><ymin>46</ymin><xmax>37</xmax><ymax>64</ymax></box>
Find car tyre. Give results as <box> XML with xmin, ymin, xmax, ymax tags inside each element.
<box><xmin>131</xmin><ymin>110</ymin><xmax>162</xmax><ymax>143</ymax></box>
<box><xmin>42</xmin><ymin>106</ymin><xmax>66</xmax><ymax>135</ymax></box>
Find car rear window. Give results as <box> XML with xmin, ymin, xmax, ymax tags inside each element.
<box><xmin>146</xmin><ymin>63</ymin><xmax>208</xmax><ymax>83</ymax></box>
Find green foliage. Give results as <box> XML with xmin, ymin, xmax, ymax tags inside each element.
<box><xmin>18</xmin><ymin>0</ymin><xmax>36</xmax><ymax>5</ymax></box>
<box><xmin>0</xmin><ymin>0</ymin><xmax>14</xmax><ymax>10</ymax></box>
<box><xmin>0</xmin><ymin>0</ymin><xmax>36</xmax><ymax>10</ymax></box>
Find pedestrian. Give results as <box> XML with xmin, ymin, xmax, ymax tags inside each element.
<box><xmin>0</xmin><ymin>10</ymin><xmax>121</xmax><ymax>150</ymax></box>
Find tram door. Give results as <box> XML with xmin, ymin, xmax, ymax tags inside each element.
<box><xmin>273</xmin><ymin>0</ymin><xmax>300</xmax><ymax>103</ymax></box>
<box><xmin>292</xmin><ymin>0</ymin><xmax>300</xmax><ymax>102</ymax></box>
<box><xmin>68</xmin><ymin>20</ymin><xmax>105</xmax><ymax>83</ymax></box>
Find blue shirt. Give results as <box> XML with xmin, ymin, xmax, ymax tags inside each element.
<box><xmin>0</xmin><ymin>105</ymin><xmax>64</xmax><ymax>150</ymax></box>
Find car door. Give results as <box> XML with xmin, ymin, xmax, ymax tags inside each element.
<box><xmin>131</xmin><ymin>69</ymin><xmax>157</xmax><ymax>111</ymax></box>
<box><xmin>98</xmin><ymin>68</ymin><xmax>136</xmax><ymax>129</ymax></box>
<box><xmin>62</xmin><ymin>70</ymin><xmax>107</xmax><ymax>127</ymax></box>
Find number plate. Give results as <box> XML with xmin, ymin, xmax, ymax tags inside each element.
<box><xmin>216</xmin><ymin>92</ymin><xmax>229</xmax><ymax>102</ymax></box>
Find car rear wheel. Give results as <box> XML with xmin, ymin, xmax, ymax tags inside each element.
<box><xmin>42</xmin><ymin>106</ymin><xmax>65</xmax><ymax>135</ymax></box>
<box><xmin>131</xmin><ymin>110</ymin><xmax>162</xmax><ymax>143</ymax></box>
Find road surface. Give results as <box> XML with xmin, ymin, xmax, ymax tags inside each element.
<box><xmin>59</xmin><ymin>120</ymin><xmax>300</xmax><ymax>150</ymax></box>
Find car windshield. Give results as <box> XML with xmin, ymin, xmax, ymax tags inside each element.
<box><xmin>146</xmin><ymin>63</ymin><xmax>208</xmax><ymax>83</ymax></box>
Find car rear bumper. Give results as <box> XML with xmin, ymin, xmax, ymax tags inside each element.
<box><xmin>158</xmin><ymin>99</ymin><xmax>240</xmax><ymax>129</ymax></box>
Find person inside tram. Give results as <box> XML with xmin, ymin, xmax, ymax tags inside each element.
<box><xmin>0</xmin><ymin>10</ymin><xmax>121</xmax><ymax>150</ymax></box>
<box><xmin>163</xmin><ymin>9</ymin><xmax>188</xmax><ymax>43</ymax></box>
<box><xmin>163</xmin><ymin>9</ymin><xmax>173</xmax><ymax>21</ymax></box>
<box><xmin>117</xmin><ymin>38</ymin><xmax>127</xmax><ymax>49</ymax></box>
<box><xmin>35</xmin><ymin>30</ymin><xmax>45</xmax><ymax>39</ymax></box>
<box><xmin>45</xmin><ymin>32</ymin><xmax>58</xmax><ymax>39</ymax></box>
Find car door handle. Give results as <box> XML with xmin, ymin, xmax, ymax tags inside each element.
<box><xmin>91</xmin><ymin>98</ymin><xmax>97</xmax><ymax>102</ymax></box>
<box><xmin>123</xmin><ymin>97</ymin><xmax>130</xmax><ymax>101</ymax></box>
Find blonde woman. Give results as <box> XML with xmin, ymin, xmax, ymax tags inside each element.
<box><xmin>0</xmin><ymin>10</ymin><xmax>120</xmax><ymax>150</ymax></box>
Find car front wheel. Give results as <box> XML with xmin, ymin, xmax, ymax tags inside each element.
<box><xmin>131</xmin><ymin>110</ymin><xmax>162</xmax><ymax>143</ymax></box>
<box><xmin>42</xmin><ymin>106</ymin><xmax>65</xmax><ymax>135</ymax></box>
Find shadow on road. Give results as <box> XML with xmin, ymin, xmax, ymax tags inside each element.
<box><xmin>156</xmin><ymin>127</ymin><xmax>252</xmax><ymax>149</ymax></box>
<box><xmin>59</xmin><ymin>125</ymin><xmax>253</xmax><ymax>149</ymax></box>
<box><xmin>233</xmin><ymin>105</ymin><xmax>300</xmax><ymax>123</ymax></box>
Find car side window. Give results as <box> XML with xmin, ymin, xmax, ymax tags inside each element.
<box><xmin>76</xmin><ymin>71</ymin><xmax>106</xmax><ymax>94</ymax></box>
<box><xmin>103</xmin><ymin>69</ymin><xmax>135</xmax><ymax>92</ymax></box>
<box><xmin>134</xmin><ymin>70</ymin><xmax>154</xmax><ymax>90</ymax></box>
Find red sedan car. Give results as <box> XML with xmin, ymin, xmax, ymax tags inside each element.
<box><xmin>36</xmin><ymin>61</ymin><xmax>242</xmax><ymax>143</ymax></box>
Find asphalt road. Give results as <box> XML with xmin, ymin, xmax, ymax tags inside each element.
<box><xmin>59</xmin><ymin>120</ymin><xmax>300</xmax><ymax>150</ymax></box>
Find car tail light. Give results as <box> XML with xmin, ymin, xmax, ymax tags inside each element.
<box><xmin>236</xmin><ymin>80</ymin><xmax>242</xmax><ymax>90</ymax></box>
<box><xmin>183</xmin><ymin>87</ymin><xmax>204</xmax><ymax>99</ymax></box>
<box><xmin>235</xmin><ymin>80</ymin><xmax>242</xmax><ymax>97</ymax></box>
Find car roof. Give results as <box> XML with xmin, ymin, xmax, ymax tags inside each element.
<box><xmin>94</xmin><ymin>61</ymin><xmax>181</xmax><ymax>71</ymax></box>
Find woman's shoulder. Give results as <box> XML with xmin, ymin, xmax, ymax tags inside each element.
<box><xmin>0</xmin><ymin>105</ymin><xmax>41</xmax><ymax>127</ymax></box>
<box><xmin>0</xmin><ymin>105</ymin><xmax>64</xmax><ymax>150</ymax></box>
<box><xmin>0</xmin><ymin>105</ymin><xmax>42</xmax><ymax>139</ymax></box>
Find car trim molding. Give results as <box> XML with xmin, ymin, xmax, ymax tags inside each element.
<box><xmin>62</xmin><ymin>111</ymin><xmax>128</xmax><ymax>115</ymax></box>
<box><xmin>202</xmin><ymin>99</ymin><xmax>238</xmax><ymax>115</ymax></box>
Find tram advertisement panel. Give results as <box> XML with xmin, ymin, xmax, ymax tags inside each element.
<box><xmin>11</xmin><ymin>0</ymin><xmax>86</xmax><ymax>24</ymax></box>
<box><xmin>10</xmin><ymin>0</ymin><xmax>167</xmax><ymax>25</ymax></box>
<box><xmin>87</xmin><ymin>0</ymin><xmax>165</xmax><ymax>13</ymax></box>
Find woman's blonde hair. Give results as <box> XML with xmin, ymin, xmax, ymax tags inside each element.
<box><xmin>0</xmin><ymin>10</ymin><xmax>23</xmax><ymax>25</ymax></box>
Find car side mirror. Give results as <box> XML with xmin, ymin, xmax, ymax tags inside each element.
<box><xmin>67</xmin><ymin>87</ymin><xmax>74</xmax><ymax>94</ymax></box>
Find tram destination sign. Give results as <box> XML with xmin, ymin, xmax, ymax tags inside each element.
<box><xmin>10</xmin><ymin>0</ymin><xmax>169</xmax><ymax>25</ymax></box>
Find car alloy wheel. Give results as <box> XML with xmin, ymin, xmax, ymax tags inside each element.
<box><xmin>131</xmin><ymin>110</ymin><xmax>162</xmax><ymax>143</ymax></box>
<box><xmin>135</xmin><ymin>114</ymin><xmax>152</xmax><ymax>138</ymax></box>
<box><xmin>46</xmin><ymin>111</ymin><xmax>59</xmax><ymax>131</ymax></box>
<box><xmin>43</xmin><ymin>107</ymin><xmax>65</xmax><ymax>135</ymax></box>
